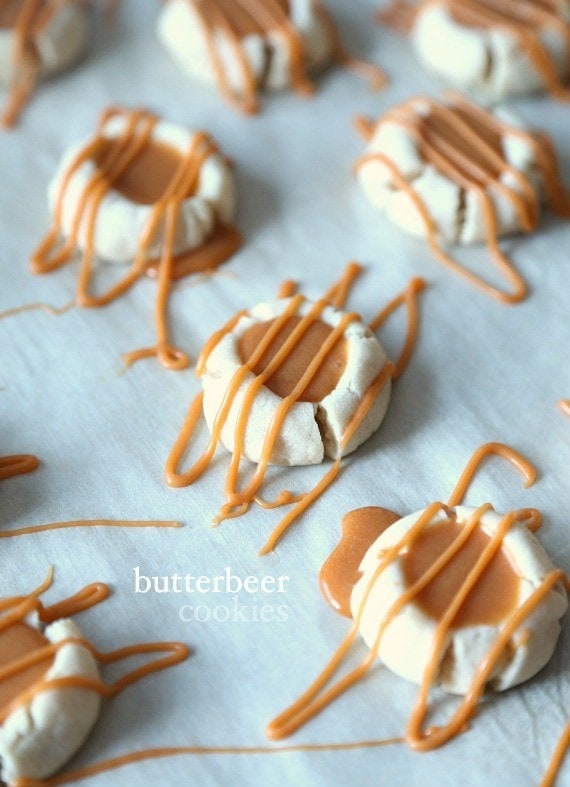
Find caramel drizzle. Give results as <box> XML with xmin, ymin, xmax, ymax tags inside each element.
<box><xmin>355</xmin><ymin>93</ymin><xmax>570</xmax><ymax>304</ymax></box>
<box><xmin>186</xmin><ymin>0</ymin><xmax>385</xmax><ymax>115</ymax></box>
<box><xmin>266</xmin><ymin>443</ymin><xmax>564</xmax><ymax>751</ymax></box>
<box><xmin>0</xmin><ymin>300</ymin><xmax>74</xmax><ymax>320</ymax></box>
<box><xmin>30</xmin><ymin>106</ymin><xmax>240</xmax><ymax>371</ymax></box>
<box><xmin>0</xmin><ymin>454</ymin><xmax>39</xmax><ymax>481</ymax></box>
<box><xmin>0</xmin><ymin>0</ymin><xmax>62</xmax><ymax>128</ymax></box>
<box><xmin>13</xmin><ymin>736</ymin><xmax>403</xmax><ymax>786</ymax></box>
<box><xmin>0</xmin><ymin>519</ymin><xmax>181</xmax><ymax>539</ymax></box>
<box><xmin>558</xmin><ymin>400</ymin><xmax>570</xmax><ymax>416</ymax></box>
<box><xmin>0</xmin><ymin>572</ymin><xmax>189</xmax><ymax>732</ymax></box>
<box><xmin>540</xmin><ymin>722</ymin><xmax>570</xmax><ymax>787</ymax></box>
<box><xmin>165</xmin><ymin>263</ymin><xmax>425</xmax><ymax>555</ymax></box>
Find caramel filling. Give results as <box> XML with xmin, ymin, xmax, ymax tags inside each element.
<box><xmin>0</xmin><ymin>622</ymin><xmax>54</xmax><ymax>712</ymax></box>
<box><xmin>95</xmin><ymin>138</ymin><xmax>185</xmax><ymax>206</ymax></box>
<box><xmin>355</xmin><ymin>94</ymin><xmax>570</xmax><ymax>304</ymax></box>
<box><xmin>402</xmin><ymin>517</ymin><xmax>521</xmax><ymax>628</ymax></box>
<box><xmin>319</xmin><ymin>506</ymin><xmax>401</xmax><ymax>617</ymax></box>
<box><xmin>206</xmin><ymin>0</ymin><xmax>290</xmax><ymax>37</ymax></box>
<box><xmin>238</xmin><ymin>316</ymin><xmax>348</xmax><ymax>402</ymax></box>
<box><xmin>0</xmin><ymin>0</ymin><xmax>28</xmax><ymax>29</ymax></box>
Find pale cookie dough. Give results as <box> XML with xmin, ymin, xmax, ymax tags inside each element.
<box><xmin>0</xmin><ymin>0</ymin><xmax>88</xmax><ymax>85</ymax></box>
<box><xmin>201</xmin><ymin>297</ymin><xmax>391</xmax><ymax>466</ymax></box>
<box><xmin>157</xmin><ymin>0</ymin><xmax>334</xmax><ymax>99</ymax></box>
<box><xmin>0</xmin><ymin>617</ymin><xmax>100</xmax><ymax>783</ymax></box>
<box><xmin>356</xmin><ymin>96</ymin><xmax>542</xmax><ymax>246</ymax></box>
<box><xmin>351</xmin><ymin>505</ymin><xmax>568</xmax><ymax>695</ymax></box>
<box><xmin>411</xmin><ymin>0</ymin><xmax>570</xmax><ymax>99</ymax></box>
<box><xmin>49</xmin><ymin>112</ymin><xmax>236</xmax><ymax>264</ymax></box>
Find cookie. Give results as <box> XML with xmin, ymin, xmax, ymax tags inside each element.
<box><xmin>0</xmin><ymin>616</ymin><xmax>100</xmax><ymax>782</ymax></box>
<box><xmin>157</xmin><ymin>0</ymin><xmax>385</xmax><ymax>113</ymax></box>
<box><xmin>201</xmin><ymin>296</ymin><xmax>391</xmax><ymax>466</ymax></box>
<box><xmin>355</xmin><ymin>93</ymin><xmax>570</xmax><ymax>303</ymax></box>
<box><xmin>166</xmin><ymin>265</ymin><xmax>424</xmax><ymax>554</ymax></box>
<box><xmin>30</xmin><ymin>106</ymin><xmax>241</xmax><ymax>370</ymax></box>
<box><xmin>0</xmin><ymin>0</ymin><xmax>88</xmax><ymax>127</ymax></box>
<box><xmin>411</xmin><ymin>0</ymin><xmax>570</xmax><ymax>101</ymax></box>
<box><xmin>268</xmin><ymin>443</ymin><xmax>568</xmax><ymax>752</ymax></box>
<box><xmin>353</xmin><ymin>504</ymin><xmax>568</xmax><ymax>695</ymax></box>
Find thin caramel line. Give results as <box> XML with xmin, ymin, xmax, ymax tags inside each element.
<box><xmin>13</xmin><ymin>736</ymin><xmax>403</xmax><ymax>787</ymax></box>
<box><xmin>353</xmin><ymin>115</ymin><xmax>376</xmax><ymax>142</ymax></box>
<box><xmin>368</xmin><ymin>277</ymin><xmax>426</xmax><ymax>378</ymax></box>
<box><xmin>164</xmin><ymin>392</ymin><xmax>206</xmax><ymax>487</ymax></box>
<box><xmin>514</xmin><ymin>507</ymin><xmax>542</xmax><ymax>533</ymax></box>
<box><xmin>224</xmin><ymin>307</ymin><xmax>359</xmax><ymax>512</ymax></box>
<box><xmin>340</xmin><ymin>362</ymin><xmax>394</xmax><ymax>451</ymax></box>
<box><xmin>0</xmin><ymin>454</ymin><xmax>39</xmax><ymax>481</ymax></box>
<box><xmin>258</xmin><ymin>459</ymin><xmax>341</xmax><ymax>556</ymax></box>
<box><xmin>314</xmin><ymin>0</ymin><xmax>386</xmax><ymax>90</ymax></box>
<box><xmin>0</xmin><ymin>300</ymin><xmax>74</xmax><ymax>320</ymax></box>
<box><xmin>323</xmin><ymin>261</ymin><xmax>363</xmax><ymax>309</ymax></box>
<box><xmin>192</xmin><ymin>0</ymin><xmax>259</xmax><ymax>114</ymax></box>
<box><xmin>447</xmin><ymin>442</ymin><xmax>536</xmax><ymax>507</ymax></box>
<box><xmin>277</xmin><ymin>279</ymin><xmax>297</xmax><ymax>299</ymax></box>
<box><xmin>0</xmin><ymin>520</ymin><xmax>182</xmax><ymax>539</ymax></box>
<box><xmin>558</xmin><ymin>400</ymin><xmax>570</xmax><ymax>416</ymax></box>
<box><xmin>540</xmin><ymin>722</ymin><xmax>570</xmax><ymax>787</ymax></box>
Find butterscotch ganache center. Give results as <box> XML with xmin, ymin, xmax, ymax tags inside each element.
<box><xmin>198</xmin><ymin>0</ymin><xmax>291</xmax><ymax>38</ymax></box>
<box><xmin>94</xmin><ymin>138</ymin><xmax>184</xmax><ymax>206</ymax></box>
<box><xmin>417</xmin><ymin>105</ymin><xmax>505</xmax><ymax>184</ymax></box>
<box><xmin>238</xmin><ymin>316</ymin><xmax>348</xmax><ymax>402</ymax></box>
<box><xmin>0</xmin><ymin>622</ymin><xmax>54</xmax><ymax>712</ymax></box>
<box><xmin>402</xmin><ymin>517</ymin><xmax>521</xmax><ymax>628</ymax></box>
<box><xmin>0</xmin><ymin>0</ymin><xmax>31</xmax><ymax>30</ymax></box>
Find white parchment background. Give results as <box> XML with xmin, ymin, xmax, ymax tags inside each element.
<box><xmin>1</xmin><ymin>1</ymin><xmax>569</xmax><ymax>785</ymax></box>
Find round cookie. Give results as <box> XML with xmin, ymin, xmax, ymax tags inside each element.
<box><xmin>0</xmin><ymin>616</ymin><xmax>100</xmax><ymax>783</ymax></box>
<box><xmin>157</xmin><ymin>0</ymin><xmax>335</xmax><ymax>112</ymax></box>
<box><xmin>0</xmin><ymin>0</ymin><xmax>88</xmax><ymax>126</ymax></box>
<box><xmin>48</xmin><ymin>109</ymin><xmax>236</xmax><ymax>265</ymax></box>
<box><xmin>201</xmin><ymin>296</ymin><xmax>391</xmax><ymax>466</ymax></box>
<box><xmin>351</xmin><ymin>504</ymin><xmax>568</xmax><ymax>695</ymax></box>
<box><xmin>411</xmin><ymin>0</ymin><xmax>570</xmax><ymax>100</ymax></box>
<box><xmin>356</xmin><ymin>94</ymin><xmax>542</xmax><ymax>247</ymax></box>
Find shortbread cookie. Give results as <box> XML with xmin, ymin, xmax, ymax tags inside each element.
<box><xmin>31</xmin><ymin>106</ymin><xmax>241</xmax><ymax>370</ymax></box>
<box><xmin>352</xmin><ymin>504</ymin><xmax>568</xmax><ymax>695</ymax></box>
<box><xmin>166</xmin><ymin>265</ymin><xmax>424</xmax><ymax>555</ymax></box>
<box><xmin>201</xmin><ymin>297</ymin><xmax>391</xmax><ymax>466</ymax></box>
<box><xmin>0</xmin><ymin>0</ymin><xmax>88</xmax><ymax>127</ymax></box>
<box><xmin>0</xmin><ymin>617</ymin><xmax>100</xmax><ymax>783</ymax></box>
<box><xmin>157</xmin><ymin>0</ymin><xmax>384</xmax><ymax>113</ymax></box>
<box><xmin>48</xmin><ymin>109</ymin><xmax>236</xmax><ymax>265</ymax></box>
<box><xmin>355</xmin><ymin>93</ymin><xmax>570</xmax><ymax>303</ymax></box>
<box><xmin>268</xmin><ymin>444</ymin><xmax>568</xmax><ymax>751</ymax></box>
<box><xmin>411</xmin><ymin>0</ymin><xmax>570</xmax><ymax>101</ymax></box>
